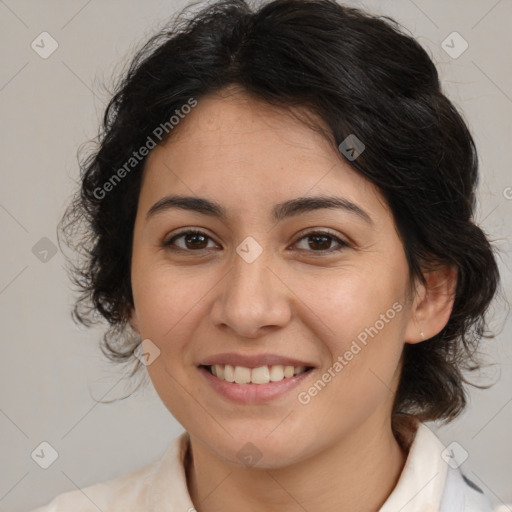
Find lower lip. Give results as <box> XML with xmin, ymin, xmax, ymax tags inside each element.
<box><xmin>198</xmin><ymin>366</ymin><xmax>315</xmax><ymax>404</ymax></box>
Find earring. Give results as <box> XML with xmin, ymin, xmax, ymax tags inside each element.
<box><xmin>420</xmin><ymin>331</ymin><xmax>425</xmax><ymax>340</ymax></box>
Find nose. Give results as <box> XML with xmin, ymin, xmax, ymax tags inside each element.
<box><xmin>210</xmin><ymin>245</ymin><xmax>292</xmax><ymax>339</ymax></box>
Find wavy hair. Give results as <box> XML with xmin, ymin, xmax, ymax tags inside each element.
<box><xmin>58</xmin><ymin>0</ymin><xmax>501</xmax><ymax>422</ymax></box>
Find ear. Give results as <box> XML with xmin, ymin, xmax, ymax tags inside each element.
<box><xmin>404</xmin><ymin>264</ymin><xmax>458</xmax><ymax>344</ymax></box>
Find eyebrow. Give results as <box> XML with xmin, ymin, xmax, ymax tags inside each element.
<box><xmin>146</xmin><ymin>194</ymin><xmax>373</xmax><ymax>225</ymax></box>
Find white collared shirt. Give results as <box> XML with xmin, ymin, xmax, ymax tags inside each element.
<box><xmin>30</xmin><ymin>422</ymin><xmax>495</xmax><ymax>512</ymax></box>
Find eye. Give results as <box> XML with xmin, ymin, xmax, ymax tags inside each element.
<box><xmin>162</xmin><ymin>230</ymin><xmax>219</xmax><ymax>251</ymax></box>
<box><xmin>293</xmin><ymin>230</ymin><xmax>350</xmax><ymax>254</ymax></box>
<box><xmin>162</xmin><ymin>229</ymin><xmax>350</xmax><ymax>254</ymax></box>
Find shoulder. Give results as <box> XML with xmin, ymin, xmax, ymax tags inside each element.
<box><xmin>29</xmin><ymin>459</ymin><xmax>160</xmax><ymax>512</ymax></box>
<box><xmin>28</xmin><ymin>432</ymin><xmax>190</xmax><ymax>512</ymax></box>
<box><xmin>390</xmin><ymin>417</ymin><xmax>497</xmax><ymax>512</ymax></box>
<box><xmin>461</xmin><ymin>473</ymin><xmax>495</xmax><ymax>512</ymax></box>
<box><xmin>440</xmin><ymin>463</ymin><xmax>495</xmax><ymax>512</ymax></box>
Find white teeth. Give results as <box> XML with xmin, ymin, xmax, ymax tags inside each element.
<box><xmin>207</xmin><ymin>364</ymin><xmax>309</xmax><ymax>384</ymax></box>
<box><xmin>251</xmin><ymin>366</ymin><xmax>270</xmax><ymax>384</ymax></box>
<box><xmin>284</xmin><ymin>366</ymin><xmax>294</xmax><ymax>378</ymax></box>
<box><xmin>234</xmin><ymin>366</ymin><xmax>251</xmax><ymax>384</ymax></box>
<box><xmin>214</xmin><ymin>364</ymin><xmax>224</xmax><ymax>379</ymax></box>
<box><xmin>269</xmin><ymin>365</ymin><xmax>284</xmax><ymax>381</ymax></box>
<box><xmin>224</xmin><ymin>364</ymin><xmax>235</xmax><ymax>382</ymax></box>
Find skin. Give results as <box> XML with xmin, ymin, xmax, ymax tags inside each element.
<box><xmin>129</xmin><ymin>85</ymin><xmax>456</xmax><ymax>512</ymax></box>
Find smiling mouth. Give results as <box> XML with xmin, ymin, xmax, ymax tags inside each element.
<box><xmin>199</xmin><ymin>364</ymin><xmax>314</xmax><ymax>384</ymax></box>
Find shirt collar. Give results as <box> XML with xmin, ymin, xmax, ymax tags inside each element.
<box><xmin>148</xmin><ymin>419</ymin><xmax>449</xmax><ymax>512</ymax></box>
<box><xmin>148</xmin><ymin>430</ymin><xmax>195</xmax><ymax>512</ymax></box>
<box><xmin>379</xmin><ymin>417</ymin><xmax>448</xmax><ymax>512</ymax></box>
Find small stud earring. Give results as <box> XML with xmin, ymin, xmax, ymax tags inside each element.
<box><xmin>420</xmin><ymin>331</ymin><xmax>425</xmax><ymax>340</ymax></box>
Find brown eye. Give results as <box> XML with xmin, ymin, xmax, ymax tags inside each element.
<box><xmin>163</xmin><ymin>230</ymin><xmax>217</xmax><ymax>251</ymax></box>
<box><xmin>294</xmin><ymin>231</ymin><xmax>349</xmax><ymax>253</ymax></box>
<box><xmin>162</xmin><ymin>229</ymin><xmax>349</xmax><ymax>255</ymax></box>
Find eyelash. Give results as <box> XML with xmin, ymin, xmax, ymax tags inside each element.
<box><xmin>162</xmin><ymin>229</ymin><xmax>350</xmax><ymax>255</ymax></box>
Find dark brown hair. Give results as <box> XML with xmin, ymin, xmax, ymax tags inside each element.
<box><xmin>58</xmin><ymin>0</ymin><xmax>500</xmax><ymax>422</ymax></box>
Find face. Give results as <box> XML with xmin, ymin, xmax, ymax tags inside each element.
<box><xmin>129</xmin><ymin>87</ymin><xmax>421</xmax><ymax>469</ymax></box>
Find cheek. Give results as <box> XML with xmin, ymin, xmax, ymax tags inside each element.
<box><xmin>295</xmin><ymin>261</ymin><xmax>408</xmax><ymax>407</ymax></box>
<box><xmin>133</xmin><ymin>263</ymin><xmax>212</xmax><ymax>422</ymax></box>
<box><xmin>131</xmin><ymin>258</ymin><xmax>210</xmax><ymax>341</ymax></box>
<box><xmin>131</xmin><ymin>260</ymin><xmax>217</xmax><ymax>393</ymax></box>
<box><xmin>302</xmin><ymin>260</ymin><xmax>406</xmax><ymax>344</ymax></box>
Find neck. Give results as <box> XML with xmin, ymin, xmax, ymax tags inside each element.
<box><xmin>185</xmin><ymin>414</ymin><xmax>410</xmax><ymax>512</ymax></box>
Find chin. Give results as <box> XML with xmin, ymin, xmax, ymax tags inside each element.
<box><xmin>202</xmin><ymin>430</ymin><xmax>314</xmax><ymax>470</ymax></box>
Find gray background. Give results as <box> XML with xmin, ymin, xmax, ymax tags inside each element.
<box><xmin>0</xmin><ymin>0</ymin><xmax>511</xmax><ymax>510</ymax></box>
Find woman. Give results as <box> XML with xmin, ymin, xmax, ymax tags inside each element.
<box><xmin>32</xmin><ymin>0</ymin><xmax>501</xmax><ymax>510</ymax></box>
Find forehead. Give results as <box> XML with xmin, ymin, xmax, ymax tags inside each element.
<box><xmin>138</xmin><ymin>90</ymin><xmax>387</xmax><ymax>222</ymax></box>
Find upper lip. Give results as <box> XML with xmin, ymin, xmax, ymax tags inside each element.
<box><xmin>199</xmin><ymin>353</ymin><xmax>316</xmax><ymax>369</ymax></box>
